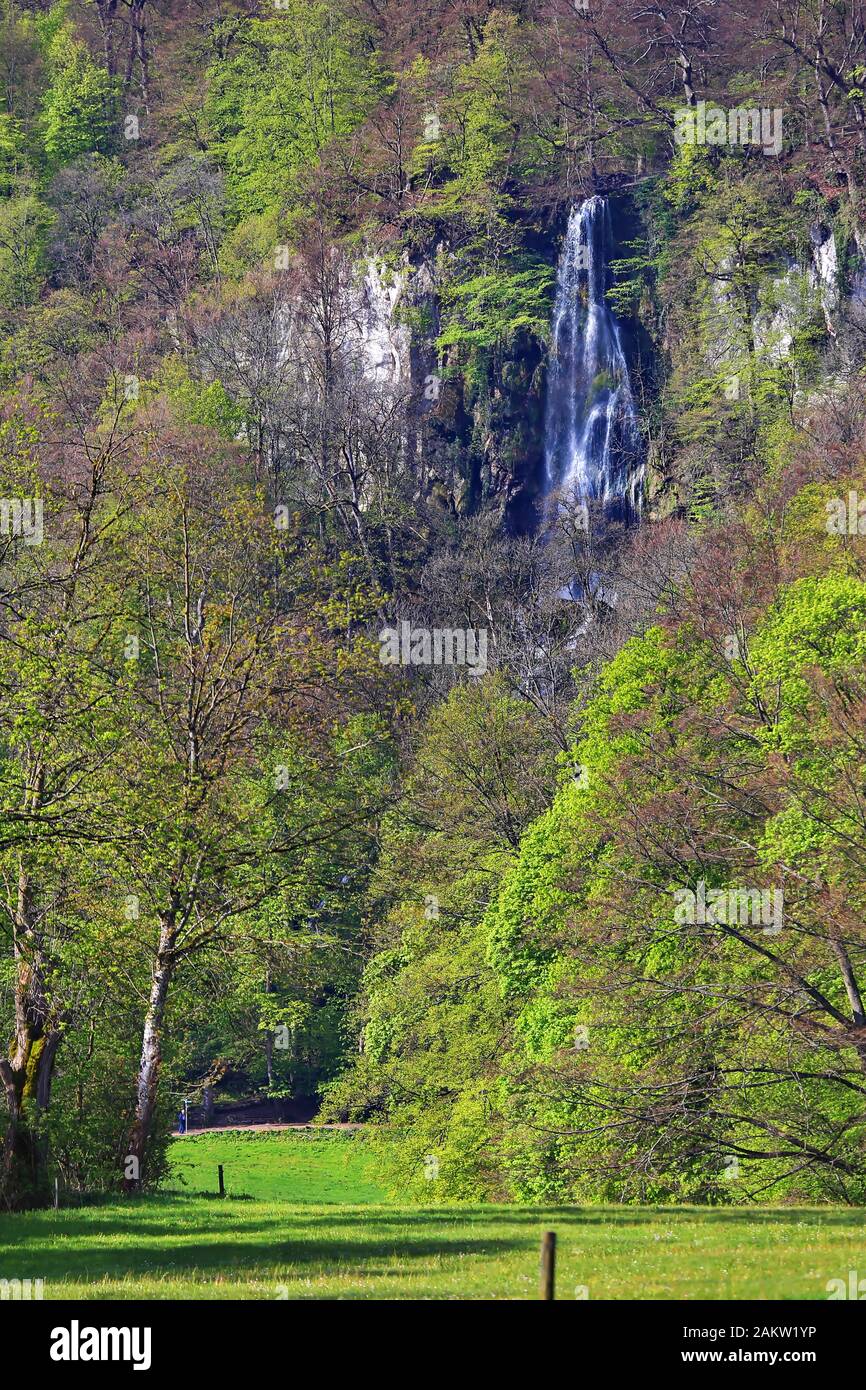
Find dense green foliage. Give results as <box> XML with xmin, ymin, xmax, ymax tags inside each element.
<box><xmin>2</xmin><ymin>0</ymin><xmax>866</xmax><ymax>1222</ymax></box>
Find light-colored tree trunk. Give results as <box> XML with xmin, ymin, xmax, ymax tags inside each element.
<box><xmin>125</xmin><ymin>913</ymin><xmax>177</xmax><ymax>1186</ymax></box>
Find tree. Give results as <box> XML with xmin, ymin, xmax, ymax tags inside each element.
<box><xmin>483</xmin><ymin>469</ymin><xmax>866</xmax><ymax>1202</ymax></box>
<box><xmin>0</xmin><ymin>181</ymin><xmax>52</xmax><ymax>310</ymax></box>
<box><xmin>203</xmin><ymin>5</ymin><xmax>388</xmax><ymax>222</ymax></box>
<box><xmin>41</xmin><ymin>28</ymin><xmax>119</xmax><ymax>170</ymax></box>
<box><xmin>112</xmin><ymin>411</ymin><xmax>392</xmax><ymax>1182</ymax></box>
<box><xmin>0</xmin><ymin>387</ymin><xmax>136</xmax><ymax>1207</ymax></box>
<box><xmin>324</xmin><ymin>674</ymin><xmax>556</xmax><ymax>1196</ymax></box>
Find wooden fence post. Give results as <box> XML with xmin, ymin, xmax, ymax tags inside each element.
<box><xmin>218</xmin><ymin>1164</ymin><xmax>225</xmax><ymax>1198</ymax></box>
<box><xmin>539</xmin><ymin>1231</ymin><xmax>556</xmax><ymax>1300</ymax></box>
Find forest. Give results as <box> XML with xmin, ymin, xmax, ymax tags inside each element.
<box><xmin>2</xmin><ymin>0</ymin><xmax>866</xmax><ymax>1233</ymax></box>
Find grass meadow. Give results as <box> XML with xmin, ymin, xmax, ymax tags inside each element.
<box><xmin>0</xmin><ymin>1131</ymin><xmax>863</xmax><ymax>1300</ymax></box>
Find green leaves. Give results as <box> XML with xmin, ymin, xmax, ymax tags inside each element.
<box><xmin>0</xmin><ymin>184</ymin><xmax>53</xmax><ymax>309</ymax></box>
<box><xmin>204</xmin><ymin>8</ymin><xmax>387</xmax><ymax>223</ymax></box>
<box><xmin>437</xmin><ymin>259</ymin><xmax>554</xmax><ymax>353</ymax></box>
<box><xmin>41</xmin><ymin>29</ymin><xmax>118</xmax><ymax>171</ymax></box>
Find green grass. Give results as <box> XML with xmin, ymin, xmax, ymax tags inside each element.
<box><xmin>167</xmin><ymin>1130</ymin><xmax>388</xmax><ymax>1204</ymax></box>
<box><xmin>0</xmin><ymin>1132</ymin><xmax>864</xmax><ymax>1299</ymax></box>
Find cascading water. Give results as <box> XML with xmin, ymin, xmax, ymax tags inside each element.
<box><xmin>544</xmin><ymin>196</ymin><xmax>644</xmax><ymax>518</ymax></box>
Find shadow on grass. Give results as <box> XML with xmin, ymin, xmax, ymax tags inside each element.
<box><xmin>258</xmin><ymin>1205</ymin><xmax>865</xmax><ymax>1231</ymax></box>
<box><xmin>2</xmin><ymin>1196</ymin><xmax>862</xmax><ymax>1293</ymax></box>
<box><xmin>0</xmin><ymin>1214</ymin><xmax>530</xmax><ymax>1284</ymax></box>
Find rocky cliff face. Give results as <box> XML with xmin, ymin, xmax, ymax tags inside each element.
<box><xmin>347</xmin><ymin>257</ymin><xmax>412</xmax><ymax>386</ymax></box>
<box><xmin>340</xmin><ymin>246</ymin><xmax>548</xmax><ymax>530</ymax></box>
<box><xmin>335</xmin><ymin>203</ymin><xmax>865</xmax><ymax>531</ymax></box>
<box><xmin>749</xmin><ymin>225</ymin><xmax>842</xmax><ymax>360</ymax></box>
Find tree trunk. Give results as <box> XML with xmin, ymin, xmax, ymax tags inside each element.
<box><xmin>125</xmin><ymin>913</ymin><xmax>176</xmax><ymax>1189</ymax></box>
<box><xmin>0</xmin><ymin>868</ymin><xmax>62</xmax><ymax>1209</ymax></box>
<box><xmin>264</xmin><ymin>969</ymin><xmax>274</xmax><ymax>1088</ymax></box>
<box><xmin>124</xmin><ymin>0</ymin><xmax>151</xmax><ymax>111</ymax></box>
<box><xmin>0</xmin><ymin>1027</ymin><xmax>61</xmax><ymax>1209</ymax></box>
<box><xmin>96</xmin><ymin>0</ymin><xmax>119</xmax><ymax>76</ymax></box>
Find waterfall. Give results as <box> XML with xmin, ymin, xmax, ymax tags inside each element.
<box><xmin>544</xmin><ymin>196</ymin><xmax>643</xmax><ymax>518</ymax></box>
